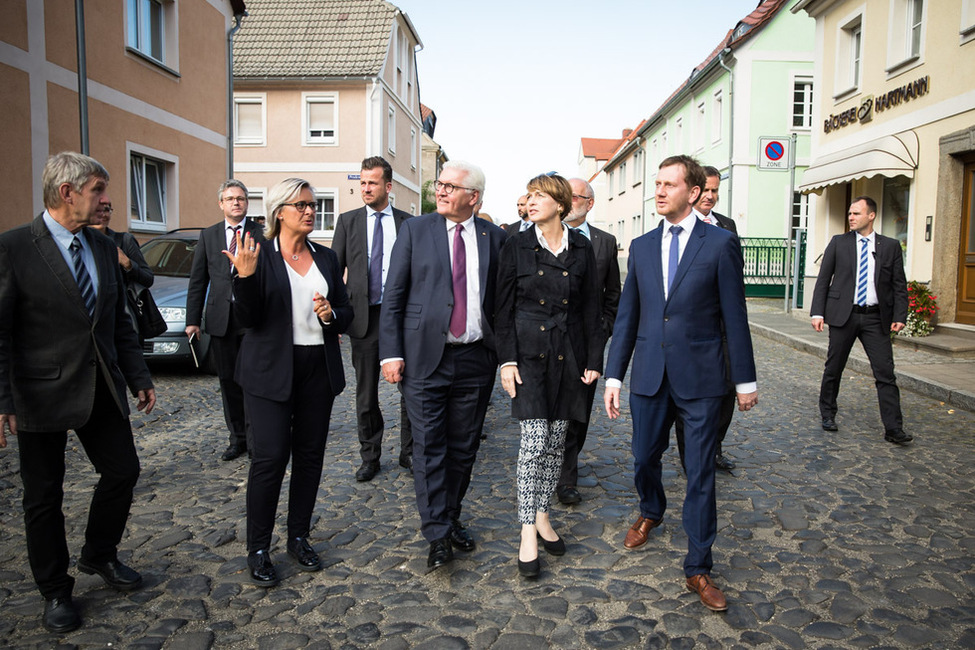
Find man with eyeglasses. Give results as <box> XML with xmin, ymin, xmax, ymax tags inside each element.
<box><xmin>380</xmin><ymin>161</ymin><xmax>506</xmax><ymax>569</ymax></box>
<box><xmin>503</xmin><ymin>194</ymin><xmax>531</xmax><ymax>237</ymax></box>
<box><xmin>555</xmin><ymin>178</ymin><xmax>621</xmax><ymax>506</ymax></box>
<box><xmin>332</xmin><ymin>157</ymin><xmax>414</xmax><ymax>482</ymax></box>
<box><xmin>186</xmin><ymin>179</ymin><xmax>264</xmax><ymax>461</ymax></box>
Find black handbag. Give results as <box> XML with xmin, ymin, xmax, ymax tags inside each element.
<box><xmin>126</xmin><ymin>283</ymin><xmax>168</xmax><ymax>340</ymax></box>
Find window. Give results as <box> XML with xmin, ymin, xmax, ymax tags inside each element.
<box><xmin>836</xmin><ymin>16</ymin><xmax>863</xmax><ymax>97</ymax></box>
<box><xmin>314</xmin><ymin>194</ymin><xmax>336</xmax><ymax>233</ymax></box>
<box><xmin>675</xmin><ymin>118</ymin><xmax>683</xmax><ymax>150</ymax></box>
<box><xmin>129</xmin><ymin>151</ymin><xmax>173</xmax><ymax>231</ymax></box>
<box><xmin>619</xmin><ymin>162</ymin><xmax>627</xmax><ymax>194</ymax></box>
<box><xmin>410</xmin><ymin>128</ymin><xmax>417</xmax><ymax>170</ymax></box>
<box><xmin>909</xmin><ymin>0</ymin><xmax>923</xmax><ymax>56</ymax></box>
<box><xmin>887</xmin><ymin>0</ymin><xmax>926</xmax><ymax>72</ymax></box>
<box><xmin>792</xmin><ymin>78</ymin><xmax>814</xmax><ymax>129</ymax></box>
<box><xmin>882</xmin><ymin>176</ymin><xmax>911</xmax><ymax>261</ymax></box>
<box><xmin>712</xmin><ymin>91</ymin><xmax>723</xmax><ymax>143</ymax></box>
<box><xmin>387</xmin><ymin>107</ymin><xmax>396</xmax><ymax>154</ymax></box>
<box><xmin>247</xmin><ymin>190</ymin><xmax>265</xmax><ymax>221</ymax></box>
<box><xmin>234</xmin><ymin>96</ymin><xmax>265</xmax><ymax>145</ymax></box>
<box><xmin>633</xmin><ymin>149</ymin><xmax>644</xmax><ymax>186</ymax></box>
<box><xmin>792</xmin><ymin>191</ymin><xmax>810</xmax><ymax>236</ymax></box>
<box><xmin>608</xmin><ymin>170</ymin><xmax>615</xmax><ymax>197</ymax></box>
<box><xmin>126</xmin><ymin>0</ymin><xmax>176</xmax><ymax>68</ymax></box>
<box><xmin>963</xmin><ymin>0</ymin><xmax>975</xmax><ymax>43</ymax></box>
<box><xmin>695</xmin><ymin>101</ymin><xmax>706</xmax><ymax>150</ymax></box>
<box><xmin>304</xmin><ymin>94</ymin><xmax>338</xmax><ymax>145</ymax></box>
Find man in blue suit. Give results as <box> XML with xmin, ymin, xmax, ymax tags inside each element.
<box><xmin>604</xmin><ymin>155</ymin><xmax>757</xmax><ymax>612</ymax></box>
<box><xmin>380</xmin><ymin>161</ymin><xmax>506</xmax><ymax>569</ymax></box>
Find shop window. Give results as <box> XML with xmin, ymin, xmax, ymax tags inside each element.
<box><xmin>882</xmin><ymin>176</ymin><xmax>911</xmax><ymax>262</ymax></box>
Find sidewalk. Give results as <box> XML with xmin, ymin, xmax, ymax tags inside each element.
<box><xmin>747</xmin><ymin>300</ymin><xmax>975</xmax><ymax>413</ymax></box>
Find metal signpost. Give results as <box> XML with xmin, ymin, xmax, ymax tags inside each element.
<box><xmin>757</xmin><ymin>135</ymin><xmax>797</xmax><ymax>312</ymax></box>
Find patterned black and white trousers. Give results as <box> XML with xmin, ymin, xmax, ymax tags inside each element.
<box><xmin>517</xmin><ymin>419</ymin><xmax>568</xmax><ymax>525</ymax></box>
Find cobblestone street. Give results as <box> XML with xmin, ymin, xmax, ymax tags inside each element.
<box><xmin>1</xmin><ymin>328</ymin><xmax>974</xmax><ymax>649</ymax></box>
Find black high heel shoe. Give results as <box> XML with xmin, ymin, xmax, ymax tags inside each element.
<box><xmin>518</xmin><ymin>556</ymin><xmax>540</xmax><ymax>578</ymax></box>
<box><xmin>537</xmin><ymin>533</ymin><xmax>566</xmax><ymax>556</ymax></box>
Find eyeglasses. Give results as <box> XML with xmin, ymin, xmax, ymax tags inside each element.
<box><xmin>282</xmin><ymin>201</ymin><xmax>316</xmax><ymax>212</ymax></box>
<box><xmin>572</xmin><ymin>194</ymin><xmax>592</xmax><ymax>201</ymax></box>
<box><xmin>222</xmin><ymin>196</ymin><xmax>248</xmax><ymax>204</ymax></box>
<box><xmin>434</xmin><ymin>180</ymin><xmax>475</xmax><ymax>195</ymax></box>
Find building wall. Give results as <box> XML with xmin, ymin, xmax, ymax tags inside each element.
<box><xmin>0</xmin><ymin>0</ymin><xmax>236</xmax><ymax>236</ymax></box>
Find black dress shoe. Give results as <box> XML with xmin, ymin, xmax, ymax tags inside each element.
<box><xmin>714</xmin><ymin>454</ymin><xmax>736</xmax><ymax>471</ymax></box>
<box><xmin>355</xmin><ymin>461</ymin><xmax>380</xmax><ymax>482</ymax></box>
<box><xmin>449</xmin><ymin>519</ymin><xmax>476</xmax><ymax>552</ymax></box>
<box><xmin>537</xmin><ymin>533</ymin><xmax>566</xmax><ymax>556</ymax></box>
<box><xmin>518</xmin><ymin>556</ymin><xmax>540</xmax><ymax>578</ymax></box>
<box><xmin>427</xmin><ymin>537</ymin><xmax>454</xmax><ymax>568</ymax></box>
<box><xmin>287</xmin><ymin>537</ymin><xmax>321</xmax><ymax>572</ymax></box>
<box><xmin>557</xmin><ymin>486</ymin><xmax>582</xmax><ymax>505</ymax></box>
<box><xmin>822</xmin><ymin>418</ymin><xmax>838</xmax><ymax>431</ymax></box>
<box><xmin>398</xmin><ymin>454</ymin><xmax>413</xmax><ymax>473</ymax></box>
<box><xmin>247</xmin><ymin>549</ymin><xmax>279</xmax><ymax>587</ymax></box>
<box><xmin>43</xmin><ymin>596</ymin><xmax>81</xmax><ymax>633</ymax></box>
<box><xmin>221</xmin><ymin>442</ymin><xmax>247</xmax><ymax>461</ymax></box>
<box><xmin>884</xmin><ymin>429</ymin><xmax>914</xmax><ymax>445</ymax></box>
<box><xmin>77</xmin><ymin>558</ymin><xmax>143</xmax><ymax>591</ymax></box>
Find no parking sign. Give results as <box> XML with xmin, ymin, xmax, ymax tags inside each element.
<box><xmin>758</xmin><ymin>136</ymin><xmax>790</xmax><ymax>171</ymax></box>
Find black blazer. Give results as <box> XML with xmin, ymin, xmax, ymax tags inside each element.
<box><xmin>233</xmin><ymin>238</ymin><xmax>353</xmax><ymax>402</ymax></box>
<box><xmin>587</xmin><ymin>224</ymin><xmax>622</xmax><ymax>337</ymax></box>
<box><xmin>106</xmin><ymin>227</ymin><xmax>154</xmax><ymax>288</ymax></box>
<box><xmin>331</xmin><ymin>205</ymin><xmax>411</xmax><ymax>338</ymax></box>
<box><xmin>186</xmin><ymin>218</ymin><xmax>264</xmax><ymax>336</ymax></box>
<box><xmin>810</xmin><ymin>231</ymin><xmax>908</xmax><ymax>330</ymax></box>
<box><xmin>711</xmin><ymin>210</ymin><xmax>738</xmax><ymax>236</ymax></box>
<box><xmin>0</xmin><ymin>215</ymin><xmax>152</xmax><ymax>430</ymax></box>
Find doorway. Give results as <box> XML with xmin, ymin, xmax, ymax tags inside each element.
<box><xmin>958</xmin><ymin>162</ymin><xmax>975</xmax><ymax>325</ymax></box>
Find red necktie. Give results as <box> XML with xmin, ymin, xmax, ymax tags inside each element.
<box><xmin>450</xmin><ymin>224</ymin><xmax>467</xmax><ymax>337</ymax></box>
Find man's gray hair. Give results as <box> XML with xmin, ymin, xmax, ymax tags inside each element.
<box><xmin>217</xmin><ymin>179</ymin><xmax>248</xmax><ymax>201</ymax></box>
<box><xmin>42</xmin><ymin>152</ymin><xmax>109</xmax><ymax>209</ymax></box>
<box><xmin>443</xmin><ymin>160</ymin><xmax>485</xmax><ymax>197</ymax></box>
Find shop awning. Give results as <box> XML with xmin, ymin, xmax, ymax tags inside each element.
<box><xmin>798</xmin><ymin>131</ymin><xmax>919</xmax><ymax>193</ymax></box>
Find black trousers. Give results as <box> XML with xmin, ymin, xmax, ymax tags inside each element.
<box><xmin>244</xmin><ymin>345</ymin><xmax>334</xmax><ymax>552</ymax></box>
<box><xmin>209</xmin><ymin>312</ymin><xmax>247</xmax><ymax>447</ymax></box>
<box><xmin>17</xmin><ymin>373</ymin><xmax>141</xmax><ymax>599</ymax></box>
<box><xmin>674</xmin><ymin>389</ymin><xmax>736</xmax><ymax>469</ymax></box>
<box><xmin>350</xmin><ymin>304</ymin><xmax>412</xmax><ymax>464</ymax></box>
<box><xmin>558</xmin><ymin>378</ymin><xmax>596</xmax><ymax>488</ymax></box>
<box><xmin>819</xmin><ymin>310</ymin><xmax>902</xmax><ymax>431</ymax></box>
<box><xmin>402</xmin><ymin>342</ymin><xmax>494</xmax><ymax>542</ymax></box>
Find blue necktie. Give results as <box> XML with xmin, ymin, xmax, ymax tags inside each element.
<box><xmin>667</xmin><ymin>225</ymin><xmax>682</xmax><ymax>295</ymax></box>
<box><xmin>369</xmin><ymin>212</ymin><xmax>384</xmax><ymax>304</ymax></box>
<box><xmin>856</xmin><ymin>238</ymin><xmax>869</xmax><ymax>306</ymax></box>
<box><xmin>70</xmin><ymin>236</ymin><xmax>96</xmax><ymax>316</ymax></box>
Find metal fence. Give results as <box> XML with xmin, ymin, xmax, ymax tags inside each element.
<box><xmin>741</xmin><ymin>231</ymin><xmax>806</xmax><ymax>306</ymax></box>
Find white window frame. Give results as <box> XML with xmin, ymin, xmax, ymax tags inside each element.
<box><xmin>246</xmin><ymin>188</ymin><xmax>267</xmax><ymax>221</ymax></box>
<box><xmin>302</xmin><ymin>93</ymin><xmax>339</xmax><ymax>146</ymax></box>
<box><xmin>886</xmin><ymin>0</ymin><xmax>926</xmax><ymax>75</ymax></box>
<box><xmin>695</xmin><ymin>101</ymin><xmax>706</xmax><ymax>151</ymax></box>
<box><xmin>675</xmin><ymin>118</ymin><xmax>683</xmax><ymax>151</ymax></box>
<box><xmin>608</xmin><ymin>170</ymin><xmax>615</xmax><ymax>198</ymax></box>
<box><xmin>792</xmin><ymin>76</ymin><xmax>814</xmax><ymax>131</ymax></box>
<box><xmin>127</xmin><ymin>144</ymin><xmax>178</xmax><ymax>234</ymax></box>
<box><xmin>233</xmin><ymin>94</ymin><xmax>266</xmax><ymax>146</ymax></box>
<box><xmin>387</xmin><ymin>106</ymin><xmax>396</xmax><ymax>155</ymax></box>
<box><xmin>712</xmin><ymin>91</ymin><xmax>723</xmax><ymax>144</ymax></box>
<box><xmin>125</xmin><ymin>0</ymin><xmax>178</xmax><ymax>72</ymax></box>
<box><xmin>834</xmin><ymin>12</ymin><xmax>864</xmax><ymax>100</ymax></box>
<box><xmin>312</xmin><ymin>190</ymin><xmax>338</xmax><ymax>236</ymax></box>
<box><xmin>619</xmin><ymin>162</ymin><xmax>627</xmax><ymax>195</ymax></box>
<box><xmin>962</xmin><ymin>0</ymin><xmax>975</xmax><ymax>43</ymax></box>
<box><xmin>410</xmin><ymin>127</ymin><xmax>417</xmax><ymax>170</ymax></box>
<box><xmin>633</xmin><ymin>149</ymin><xmax>644</xmax><ymax>187</ymax></box>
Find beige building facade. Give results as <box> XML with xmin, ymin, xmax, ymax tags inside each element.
<box><xmin>0</xmin><ymin>0</ymin><xmax>246</xmax><ymax>236</ymax></box>
<box><xmin>795</xmin><ymin>0</ymin><xmax>975</xmax><ymax>325</ymax></box>
<box><xmin>231</xmin><ymin>0</ymin><xmax>423</xmax><ymax>243</ymax></box>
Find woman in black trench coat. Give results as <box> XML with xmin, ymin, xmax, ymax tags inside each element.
<box><xmin>495</xmin><ymin>173</ymin><xmax>604</xmax><ymax>578</ymax></box>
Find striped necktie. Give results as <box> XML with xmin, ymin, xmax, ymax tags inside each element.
<box><xmin>855</xmin><ymin>238</ymin><xmax>869</xmax><ymax>306</ymax></box>
<box><xmin>70</xmin><ymin>236</ymin><xmax>97</xmax><ymax>316</ymax></box>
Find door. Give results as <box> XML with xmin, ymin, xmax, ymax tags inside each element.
<box><xmin>958</xmin><ymin>162</ymin><xmax>975</xmax><ymax>325</ymax></box>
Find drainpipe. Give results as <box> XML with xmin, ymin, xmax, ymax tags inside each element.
<box><xmin>717</xmin><ymin>48</ymin><xmax>734</xmax><ymax>213</ymax></box>
<box><xmin>227</xmin><ymin>10</ymin><xmax>247</xmax><ymax>178</ymax></box>
<box><xmin>75</xmin><ymin>0</ymin><xmax>89</xmax><ymax>154</ymax></box>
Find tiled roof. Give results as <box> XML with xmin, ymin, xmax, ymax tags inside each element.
<box><xmin>234</xmin><ymin>0</ymin><xmax>403</xmax><ymax>78</ymax></box>
<box><xmin>581</xmin><ymin>138</ymin><xmax>625</xmax><ymax>160</ymax></box>
<box><xmin>420</xmin><ymin>103</ymin><xmax>433</xmax><ymax>122</ymax></box>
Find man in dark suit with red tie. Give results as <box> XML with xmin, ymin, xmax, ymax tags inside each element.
<box><xmin>604</xmin><ymin>155</ymin><xmax>757</xmax><ymax>612</ymax></box>
<box><xmin>186</xmin><ymin>180</ymin><xmax>264</xmax><ymax>461</ymax></box>
<box><xmin>0</xmin><ymin>152</ymin><xmax>156</xmax><ymax>632</ymax></box>
<box><xmin>675</xmin><ymin>166</ymin><xmax>740</xmax><ymax>472</ymax></box>
<box><xmin>555</xmin><ymin>178</ymin><xmax>620</xmax><ymax>505</ymax></box>
<box><xmin>810</xmin><ymin>196</ymin><xmax>912</xmax><ymax>445</ymax></box>
<box><xmin>380</xmin><ymin>161</ymin><xmax>505</xmax><ymax>569</ymax></box>
<box><xmin>332</xmin><ymin>157</ymin><xmax>413</xmax><ymax>481</ymax></box>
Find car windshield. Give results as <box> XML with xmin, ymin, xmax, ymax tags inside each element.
<box><xmin>142</xmin><ymin>237</ymin><xmax>198</xmax><ymax>278</ymax></box>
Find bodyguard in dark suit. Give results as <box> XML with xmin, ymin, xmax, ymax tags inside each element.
<box><xmin>380</xmin><ymin>161</ymin><xmax>506</xmax><ymax>569</ymax></box>
<box><xmin>555</xmin><ymin>178</ymin><xmax>620</xmax><ymax>506</ymax></box>
<box><xmin>185</xmin><ymin>180</ymin><xmax>263</xmax><ymax>461</ymax></box>
<box><xmin>604</xmin><ymin>155</ymin><xmax>757</xmax><ymax>612</ymax></box>
<box><xmin>0</xmin><ymin>152</ymin><xmax>156</xmax><ymax>632</ymax></box>
<box><xmin>332</xmin><ymin>157</ymin><xmax>412</xmax><ymax>481</ymax></box>
<box><xmin>810</xmin><ymin>196</ymin><xmax>912</xmax><ymax>445</ymax></box>
<box><xmin>675</xmin><ymin>167</ymin><xmax>740</xmax><ymax>472</ymax></box>
<box><xmin>502</xmin><ymin>194</ymin><xmax>531</xmax><ymax>236</ymax></box>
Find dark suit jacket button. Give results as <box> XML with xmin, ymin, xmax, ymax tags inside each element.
<box><xmin>562</xmin><ymin>271</ymin><xmax>568</xmax><ymax>276</ymax></box>
<box><xmin>664</xmin><ymin>317</ymin><xmax>669</xmax><ymax>322</ymax></box>
<box><xmin>90</xmin><ymin>360</ymin><xmax>97</xmax><ymax>366</ymax></box>
<box><xmin>539</xmin><ymin>299</ymin><xmax>545</xmax><ymax>305</ymax></box>
<box><xmin>558</xmin><ymin>355</ymin><xmax>564</xmax><ymax>361</ymax></box>
<box><xmin>540</xmin><ymin>325</ymin><xmax>546</xmax><ymax>331</ymax></box>
<box><xmin>562</xmin><ymin>299</ymin><xmax>568</xmax><ymax>305</ymax></box>
<box><xmin>538</xmin><ymin>270</ymin><xmax>544</xmax><ymax>276</ymax></box>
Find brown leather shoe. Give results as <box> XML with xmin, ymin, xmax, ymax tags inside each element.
<box><xmin>686</xmin><ymin>574</ymin><xmax>728</xmax><ymax>612</ymax></box>
<box><xmin>623</xmin><ymin>515</ymin><xmax>661</xmax><ymax>549</ymax></box>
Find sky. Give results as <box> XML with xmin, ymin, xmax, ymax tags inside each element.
<box><xmin>393</xmin><ymin>0</ymin><xmax>763</xmax><ymax>223</ymax></box>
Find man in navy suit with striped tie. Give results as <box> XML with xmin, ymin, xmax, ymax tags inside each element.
<box><xmin>810</xmin><ymin>196</ymin><xmax>912</xmax><ymax>445</ymax></box>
